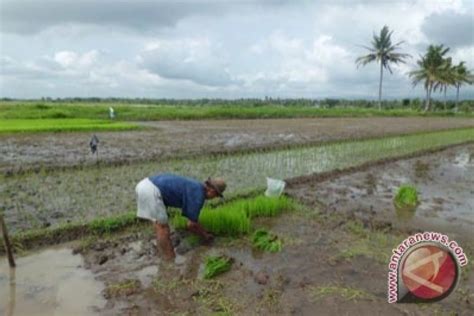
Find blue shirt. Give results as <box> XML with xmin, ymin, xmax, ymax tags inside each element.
<box><xmin>149</xmin><ymin>173</ymin><xmax>206</xmax><ymax>222</ymax></box>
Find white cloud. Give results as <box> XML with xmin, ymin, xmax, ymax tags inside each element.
<box><xmin>139</xmin><ymin>38</ymin><xmax>240</xmax><ymax>87</ymax></box>
<box><xmin>1</xmin><ymin>0</ymin><xmax>473</xmax><ymax>99</ymax></box>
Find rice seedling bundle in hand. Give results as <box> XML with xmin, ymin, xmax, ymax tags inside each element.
<box><xmin>252</xmin><ymin>229</ymin><xmax>282</xmax><ymax>253</ymax></box>
<box><xmin>203</xmin><ymin>255</ymin><xmax>233</xmax><ymax>279</ymax></box>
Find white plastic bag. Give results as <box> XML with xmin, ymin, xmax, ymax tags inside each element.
<box><xmin>265</xmin><ymin>177</ymin><xmax>286</xmax><ymax>197</ymax></box>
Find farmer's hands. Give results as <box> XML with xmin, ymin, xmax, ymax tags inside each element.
<box><xmin>202</xmin><ymin>232</ymin><xmax>214</xmax><ymax>245</ymax></box>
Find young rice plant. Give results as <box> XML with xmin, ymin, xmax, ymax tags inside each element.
<box><xmin>251</xmin><ymin>229</ymin><xmax>283</xmax><ymax>253</ymax></box>
<box><xmin>394</xmin><ymin>185</ymin><xmax>419</xmax><ymax>209</ymax></box>
<box><xmin>203</xmin><ymin>255</ymin><xmax>233</xmax><ymax>279</ymax></box>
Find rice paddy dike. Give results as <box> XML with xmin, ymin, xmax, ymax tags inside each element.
<box><xmin>1</xmin><ymin>128</ymin><xmax>473</xmax><ymax>236</ymax></box>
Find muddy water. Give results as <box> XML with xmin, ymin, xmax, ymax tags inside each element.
<box><xmin>288</xmin><ymin>143</ymin><xmax>474</xmax><ymax>243</ymax></box>
<box><xmin>1</xmin><ymin>129</ymin><xmax>473</xmax><ymax>232</ymax></box>
<box><xmin>0</xmin><ymin>247</ymin><xmax>105</xmax><ymax>316</ymax></box>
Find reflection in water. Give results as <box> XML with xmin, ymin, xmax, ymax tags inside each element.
<box><xmin>0</xmin><ymin>247</ymin><xmax>105</xmax><ymax>316</ymax></box>
<box><xmin>7</xmin><ymin>268</ymin><xmax>15</xmax><ymax>316</ymax></box>
<box><xmin>395</xmin><ymin>204</ymin><xmax>418</xmax><ymax>221</ymax></box>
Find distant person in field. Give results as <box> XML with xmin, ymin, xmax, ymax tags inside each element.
<box><xmin>135</xmin><ymin>173</ymin><xmax>226</xmax><ymax>260</ymax></box>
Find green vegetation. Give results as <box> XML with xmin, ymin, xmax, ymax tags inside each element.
<box><xmin>199</xmin><ymin>206</ymin><xmax>251</xmax><ymax>236</ymax></box>
<box><xmin>331</xmin><ymin>219</ymin><xmax>403</xmax><ymax>265</ymax></box>
<box><xmin>0</xmin><ymin>101</ymin><xmax>472</xmax><ymax>123</ymax></box>
<box><xmin>89</xmin><ymin>212</ymin><xmax>139</xmax><ymax>234</ymax></box>
<box><xmin>410</xmin><ymin>45</ymin><xmax>474</xmax><ymax>112</ymax></box>
<box><xmin>251</xmin><ymin>229</ymin><xmax>283</xmax><ymax>253</ymax></box>
<box><xmin>171</xmin><ymin>196</ymin><xmax>294</xmax><ymax>236</ymax></box>
<box><xmin>203</xmin><ymin>255</ymin><xmax>233</xmax><ymax>279</ymax></box>
<box><xmin>0</xmin><ymin>211</ymin><xmax>141</xmax><ymax>254</ymax></box>
<box><xmin>0</xmin><ymin>118</ymin><xmax>138</xmax><ymax>133</ymax></box>
<box><xmin>2</xmin><ymin>128</ymin><xmax>473</xmax><ymax>233</ymax></box>
<box><xmin>394</xmin><ymin>185</ymin><xmax>419</xmax><ymax>209</ymax></box>
<box><xmin>309</xmin><ymin>284</ymin><xmax>374</xmax><ymax>301</ymax></box>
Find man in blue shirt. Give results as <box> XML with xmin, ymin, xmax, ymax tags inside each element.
<box><xmin>135</xmin><ymin>173</ymin><xmax>226</xmax><ymax>260</ymax></box>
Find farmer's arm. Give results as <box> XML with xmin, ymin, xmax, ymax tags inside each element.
<box><xmin>187</xmin><ymin>220</ymin><xmax>213</xmax><ymax>241</ymax></box>
<box><xmin>184</xmin><ymin>187</ymin><xmax>213</xmax><ymax>241</ymax></box>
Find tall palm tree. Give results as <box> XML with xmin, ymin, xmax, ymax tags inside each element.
<box><xmin>409</xmin><ymin>45</ymin><xmax>450</xmax><ymax>112</ymax></box>
<box><xmin>453</xmin><ymin>62</ymin><xmax>474</xmax><ymax>111</ymax></box>
<box><xmin>356</xmin><ymin>25</ymin><xmax>410</xmax><ymax>110</ymax></box>
<box><xmin>434</xmin><ymin>57</ymin><xmax>455</xmax><ymax>110</ymax></box>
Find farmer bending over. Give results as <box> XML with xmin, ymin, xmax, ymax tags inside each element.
<box><xmin>135</xmin><ymin>173</ymin><xmax>226</xmax><ymax>260</ymax></box>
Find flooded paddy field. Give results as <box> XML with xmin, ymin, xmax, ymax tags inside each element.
<box><xmin>1</xmin><ymin>138</ymin><xmax>474</xmax><ymax>315</ymax></box>
<box><xmin>286</xmin><ymin>143</ymin><xmax>474</xmax><ymax>245</ymax></box>
<box><xmin>1</xmin><ymin>129</ymin><xmax>473</xmax><ymax>233</ymax></box>
<box><xmin>0</xmin><ymin>245</ymin><xmax>105</xmax><ymax>316</ymax></box>
<box><xmin>1</xmin><ymin>117</ymin><xmax>473</xmax><ymax>173</ymax></box>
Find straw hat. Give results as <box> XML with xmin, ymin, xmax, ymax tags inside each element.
<box><xmin>205</xmin><ymin>177</ymin><xmax>227</xmax><ymax>198</ymax></box>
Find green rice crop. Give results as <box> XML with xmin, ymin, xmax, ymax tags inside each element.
<box><xmin>0</xmin><ymin>118</ymin><xmax>138</xmax><ymax>133</ymax></box>
<box><xmin>203</xmin><ymin>255</ymin><xmax>233</xmax><ymax>279</ymax></box>
<box><xmin>199</xmin><ymin>204</ymin><xmax>250</xmax><ymax>236</ymax></box>
<box><xmin>170</xmin><ymin>196</ymin><xmax>293</xmax><ymax>236</ymax></box>
<box><xmin>242</xmin><ymin>195</ymin><xmax>295</xmax><ymax>218</ymax></box>
<box><xmin>394</xmin><ymin>185</ymin><xmax>419</xmax><ymax>208</ymax></box>
<box><xmin>1</xmin><ymin>101</ymin><xmax>471</xmax><ymax>121</ymax></box>
<box><xmin>251</xmin><ymin>229</ymin><xmax>283</xmax><ymax>253</ymax></box>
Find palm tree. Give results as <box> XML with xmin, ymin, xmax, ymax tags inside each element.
<box><xmin>409</xmin><ymin>45</ymin><xmax>450</xmax><ymax>112</ymax></box>
<box><xmin>434</xmin><ymin>57</ymin><xmax>455</xmax><ymax>110</ymax></box>
<box><xmin>453</xmin><ymin>62</ymin><xmax>474</xmax><ymax>111</ymax></box>
<box><xmin>356</xmin><ymin>25</ymin><xmax>410</xmax><ymax>110</ymax></box>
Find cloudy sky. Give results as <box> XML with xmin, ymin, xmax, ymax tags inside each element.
<box><xmin>0</xmin><ymin>0</ymin><xmax>473</xmax><ymax>99</ymax></box>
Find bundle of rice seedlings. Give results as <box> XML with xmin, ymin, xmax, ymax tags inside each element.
<box><xmin>252</xmin><ymin>229</ymin><xmax>282</xmax><ymax>253</ymax></box>
<box><xmin>199</xmin><ymin>205</ymin><xmax>250</xmax><ymax>236</ymax></box>
<box><xmin>394</xmin><ymin>185</ymin><xmax>419</xmax><ymax>209</ymax></box>
<box><xmin>244</xmin><ymin>195</ymin><xmax>294</xmax><ymax>218</ymax></box>
<box><xmin>203</xmin><ymin>255</ymin><xmax>233</xmax><ymax>279</ymax></box>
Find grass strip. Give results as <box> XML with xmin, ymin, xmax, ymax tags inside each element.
<box><xmin>0</xmin><ymin>212</ymin><xmax>140</xmax><ymax>254</ymax></box>
<box><xmin>203</xmin><ymin>255</ymin><xmax>233</xmax><ymax>279</ymax></box>
<box><xmin>1</xmin><ymin>102</ymin><xmax>472</xmax><ymax>121</ymax></box>
<box><xmin>0</xmin><ymin>118</ymin><xmax>138</xmax><ymax>133</ymax></box>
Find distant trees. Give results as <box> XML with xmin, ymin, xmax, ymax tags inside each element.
<box><xmin>356</xmin><ymin>25</ymin><xmax>410</xmax><ymax>110</ymax></box>
<box><xmin>409</xmin><ymin>45</ymin><xmax>473</xmax><ymax>112</ymax></box>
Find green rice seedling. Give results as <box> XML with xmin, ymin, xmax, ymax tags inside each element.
<box><xmin>170</xmin><ymin>214</ymin><xmax>188</xmax><ymax>230</ymax></box>
<box><xmin>252</xmin><ymin>229</ymin><xmax>282</xmax><ymax>253</ymax></box>
<box><xmin>394</xmin><ymin>185</ymin><xmax>419</xmax><ymax>209</ymax></box>
<box><xmin>89</xmin><ymin>212</ymin><xmax>138</xmax><ymax>234</ymax></box>
<box><xmin>203</xmin><ymin>255</ymin><xmax>233</xmax><ymax>279</ymax></box>
<box><xmin>0</xmin><ymin>118</ymin><xmax>138</xmax><ymax>134</ymax></box>
<box><xmin>243</xmin><ymin>195</ymin><xmax>295</xmax><ymax>218</ymax></box>
<box><xmin>171</xmin><ymin>196</ymin><xmax>294</xmax><ymax>236</ymax></box>
<box><xmin>199</xmin><ymin>204</ymin><xmax>250</xmax><ymax>236</ymax></box>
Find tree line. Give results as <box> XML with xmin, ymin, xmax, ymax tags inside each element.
<box><xmin>357</xmin><ymin>25</ymin><xmax>473</xmax><ymax>112</ymax></box>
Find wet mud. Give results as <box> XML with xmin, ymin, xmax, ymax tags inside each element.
<box><xmin>287</xmin><ymin>144</ymin><xmax>474</xmax><ymax>244</ymax></box>
<box><xmin>76</xmin><ymin>210</ymin><xmax>473</xmax><ymax>315</ymax></box>
<box><xmin>2</xmin><ymin>117</ymin><xmax>473</xmax><ymax>173</ymax></box>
